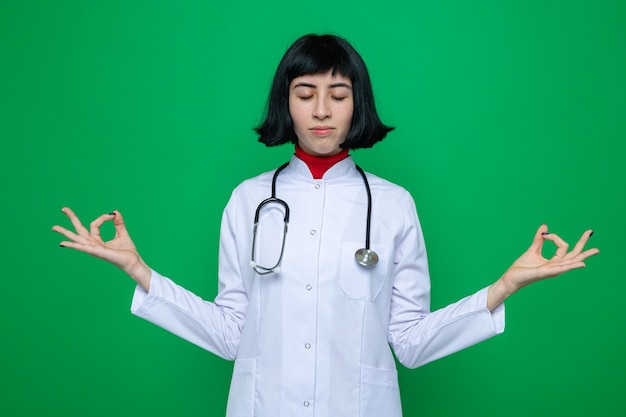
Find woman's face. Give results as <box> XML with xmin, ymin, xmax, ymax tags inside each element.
<box><xmin>289</xmin><ymin>70</ymin><xmax>354</xmax><ymax>156</ymax></box>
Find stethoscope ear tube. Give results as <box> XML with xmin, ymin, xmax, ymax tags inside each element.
<box><xmin>250</xmin><ymin>217</ymin><xmax>288</xmax><ymax>275</ymax></box>
<box><xmin>250</xmin><ymin>162</ymin><xmax>290</xmax><ymax>275</ymax></box>
<box><xmin>253</xmin><ymin>197</ymin><xmax>290</xmax><ymax>224</ymax></box>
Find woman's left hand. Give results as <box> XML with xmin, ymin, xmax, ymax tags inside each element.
<box><xmin>487</xmin><ymin>225</ymin><xmax>599</xmax><ymax>310</ymax></box>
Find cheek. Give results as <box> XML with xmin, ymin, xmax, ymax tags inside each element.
<box><xmin>290</xmin><ymin>117</ymin><xmax>304</xmax><ymax>136</ymax></box>
<box><xmin>288</xmin><ymin>101</ymin><xmax>296</xmax><ymax>123</ymax></box>
<box><xmin>289</xmin><ymin>103</ymin><xmax>307</xmax><ymax>131</ymax></box>
<box><xmin>341</xmin><ymin>106</ymin><xmax>354</xmax><ymax>130</ymax></box>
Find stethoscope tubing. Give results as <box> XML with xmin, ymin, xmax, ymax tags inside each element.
<box><xmin>355</xmin><ymin>165</ymin><xmax>372</xmax><ymax>251</ymax></box>
<box><xmin>250</xmin><ymin>160</ymin><xmax>377</xmax><ymax>274</ymax></box>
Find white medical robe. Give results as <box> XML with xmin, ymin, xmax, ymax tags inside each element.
<box><xmin>131</xmin><ymin>155</ymin><xmax>505</xmax><ymax>417</ymax></box>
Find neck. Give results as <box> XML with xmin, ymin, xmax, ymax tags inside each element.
<box><xmin>295</xmin><ymin>145</ymin><xmax>350</xmax><ymax>179</ymax></box>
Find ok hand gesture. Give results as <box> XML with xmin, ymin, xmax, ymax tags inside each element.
<box><xmin>52</xmin><ymin>207</ymin><xmax>151</xmax><ymax>290</ymax></box>
<box><xmin>487</xmin><ymin>225</ymin><xmax>599</xmax><ymax>310</ymax></box>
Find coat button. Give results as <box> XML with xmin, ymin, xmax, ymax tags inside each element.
<box><xmin>305</xmin><ymin>284</ymin><xmax>312</xmax><ymax>290</ymax></box>
<box><xmin>305</xmin><ymin>343</ymin><xmax>311</xmax><ymax>349</ymax></box>
<box><xmin>310</xmin><ymin>230</ymin><xmax>316</xmax><ymax>235</ymax></box>
<box><xmin>303</xmin><ymin>401</ymin><xmax>310</xmax><ymax>407</ymax></box>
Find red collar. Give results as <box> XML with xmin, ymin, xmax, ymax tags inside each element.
<box><xmin>294</xmin><ymin>145</ymin><xmax>350</xmax><ymax>179</ymax></box>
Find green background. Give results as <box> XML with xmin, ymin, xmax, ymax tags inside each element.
<box><xmin>2</xmin><ymin>0</ymin><xmax>625</xmax><ymax>416</ymax></box>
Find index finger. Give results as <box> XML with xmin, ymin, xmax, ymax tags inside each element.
<box><xmin>542</xmin><ymin>232</ymin><xmax>570</xmax><ymax>258</ymax></box>
<box><xmin>89</xmin><ymin>212</ymin><xmax>117</xmax><ymax>238</ymax></box>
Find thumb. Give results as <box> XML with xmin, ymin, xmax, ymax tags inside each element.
<box><xmin>528</xmin><ymin>224</ymin><xmax>549</xmax><ymax>253</ymax></box>
<box><xmin>111</xmin><ymin>210</ymin><xmax>129</xmax><ymax>234</ymax></box>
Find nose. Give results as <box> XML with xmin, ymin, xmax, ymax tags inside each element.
<box><xmin>313</xmin><ymin>97</ymin><xmax>331</xmax><ymax>120</ymax></box>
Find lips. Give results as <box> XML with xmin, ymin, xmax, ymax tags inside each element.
<box><xmin>310</xmin><ymin>126</ymin><xmax>334</xmax><ymax>136</ymax></box>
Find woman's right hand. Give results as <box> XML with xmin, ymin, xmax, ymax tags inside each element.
<box><xmin>52</xmin><ymin>207</ymin><xmax>152</xmax><ymax>291</ymax></box>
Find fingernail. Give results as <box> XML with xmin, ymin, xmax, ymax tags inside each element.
<box><xmin>109</xmin><ymin>212</ymin><xmax>116</xmax><ymax>215</ymax></box>
<box><xmin>541</xmin><ymin>232</ymin><xmax>549</xmax><ymax>236</ymax></box>
<box><xmin>60</xmin><ymin>244</ymin><xmax>66</xmax><ymax>248</ymax></box>
<box><xmin>589</xmin><ymin>230</ymin><xmax>594</xmax><ymax>237</ymax></box>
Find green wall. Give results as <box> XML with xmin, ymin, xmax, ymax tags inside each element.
<box><xmin>2</xmin><ymin>1</ymin><xmax>624</xmax><ymax>416</ymax></box>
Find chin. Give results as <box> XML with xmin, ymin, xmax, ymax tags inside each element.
<box><xmin>314</xmin><ymin>148</ymin><xmax>341</xmax><ymax>156</ymax></box>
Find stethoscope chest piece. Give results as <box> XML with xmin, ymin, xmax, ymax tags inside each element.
<box><xmin>355</xmin><ymin>248</ymin><xmax>379</xmax><ymax>267</ymax></box>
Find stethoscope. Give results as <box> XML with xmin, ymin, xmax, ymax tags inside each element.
<box><xmin>250</xmin><ymin>161</ymin><xmax>379</xmax><ymax>275</ymax></box>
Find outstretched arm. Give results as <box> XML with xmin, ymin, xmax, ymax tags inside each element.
<box><xmin>487</xmin><ymin>225</ymin><xmax>599</xmax><ymax>311</ymax></box>
<box><xmin>52</xmin><ymin>207</ymin><xmax>152</xmax><ymax>291</ymax></box>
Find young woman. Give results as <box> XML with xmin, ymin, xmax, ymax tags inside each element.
<box><xmin>52</xmin><ymin>34</ymin><xmax>599</xmax><ymax>417</ymax></box>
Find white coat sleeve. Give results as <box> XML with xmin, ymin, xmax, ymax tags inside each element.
<box><xmin>387</xmin><ymin>193</ymin><xmax>505</xmax><ymax>369</ymax></box>
<box><xmin>130</xmin><ymin>195</ymin><xmax>247</xmax><ymax>361</ymax></box>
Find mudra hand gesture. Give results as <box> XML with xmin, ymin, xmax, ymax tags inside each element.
<box><xmin>487</xmin><ymin>225</ymin><xmax>599</xmax><ymax>310</ymax></box>
<box><xmin>52</xmin><ymin>207</ymin><xmax>152</xmax><ymax>290</ymax></box>
<box><xmin>53</xmin><ymin>208</ymin><xmax>598</xmax><ymax>308</ymax></box>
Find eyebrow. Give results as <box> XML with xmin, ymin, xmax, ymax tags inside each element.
<box><xmin>292</xmin><ymin>82</ymin><xmax>352</xmax><ymax>89</ymax></box>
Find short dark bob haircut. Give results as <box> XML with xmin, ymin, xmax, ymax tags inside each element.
<box><xmin>256</xmin><ymin>34</ymin><xmax>393</xmax><ymax>149</ymax></box>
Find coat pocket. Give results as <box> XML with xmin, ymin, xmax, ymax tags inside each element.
<box><xmin>225</xmin><ymin>358</ymin><xmax>256</xmax><ymax>417</ymax></box>
<box><xmin>340</xmin><ymin>242</ymin><xmax>388</xmax><ymax>301</ymax></box>
<box><xmin>360</xmin><ymin>365</ymin><xmax>402</xmax><ymax>416</ymax></box>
